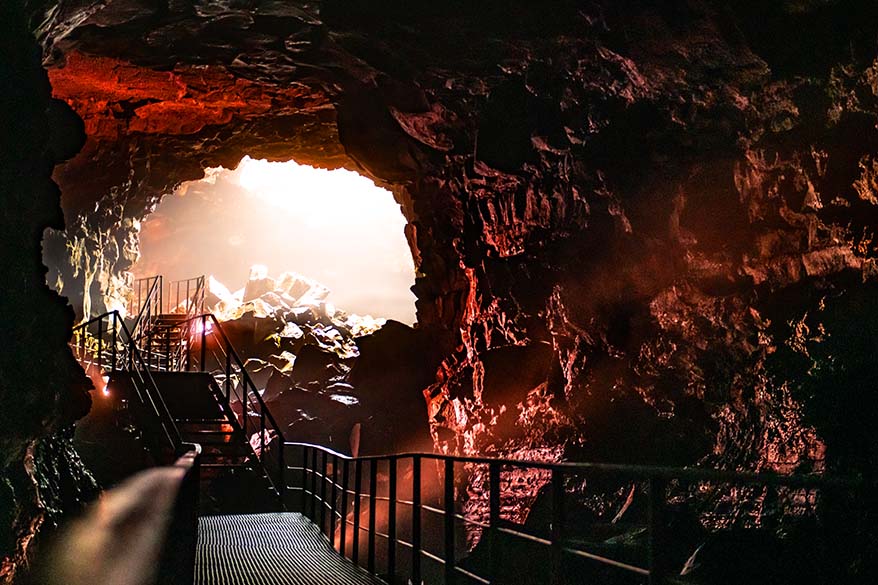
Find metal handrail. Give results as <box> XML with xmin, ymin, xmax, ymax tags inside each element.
<box><xmin>148</xmin><ymin>312</ymin><xmax>287</xmax><ymax>502</ymax></box>
<box><xmin>285</xmin><ymin>443</ymin><xmax>860</xmax><ymax>489</ymax></box>
<box><xmin>71</xmin><ymin>310</ymin><xmax>183</xmax><ymax>456</ymax></box>
<box><xmin>41</xmin><ymin>443</ymin><xmax>201</xmax><ymax>585</ymax></box>
<box><xmin>284</xmin><ymin>441</ymin><xmax>866</xmax><ymax>585</ymax></box>
<box><xmin>153</xmin><ymin>312</ymin><xmax>286</xmax><ymax>438</ymax></box>
<box><xmin>166</xmin><ymin>275</ymin><xmax>205</xmax><ymax>316</ymax></box>
<box><xmin>77</xmin><ymin>300</ymin><xmax>287</xmax><ymax>503</ymax></box>
<box><xmin>130</xmin><ymin>275</ymin><xmax>163</xmax><ymax>336</ymax></box>
<box><xmin>127</xmin><ymin>276</ymin><xmax>163</xmax><ymax>369</ymax></box>
<box><xmin>77</xmin><ymin>286</ymin><xmax>868</xmax><ymax>584</ymax></box>
<box><xmin>201</xmin><ymin>312</ymin><xmax>285</xmax><ymax>500</ymax></box>
<box><xmin>203</xmin><ymin>314</ymin><xmax>284</xmax><ymax>435</ymax></box>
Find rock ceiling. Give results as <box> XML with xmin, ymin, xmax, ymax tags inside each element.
<box><xmin>27</xmin><ymin>0</ymin><xmax>878</xmax><ymax>480</ymax></box>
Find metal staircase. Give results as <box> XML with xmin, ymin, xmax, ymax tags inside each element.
<box><xmin>69</xmin><ymin>275</ymin><xmax>869</xmax><ymax>585</ymax></box>
<box><xmin>128</xmin><ymin>275</ymin><xmax>205</xmax><ymax>370</ymax></box>
<box><xmin>71</xmin><ymin>274</ymin><xmax>286</xmax><ymax>512</ymax></box>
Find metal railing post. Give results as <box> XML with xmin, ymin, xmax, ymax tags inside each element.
<box><xmin>111</xmin><ymin>312</ymin><xmax>117</xmax><ymax>373</ymax></box>
<box><xmin>551</xmin><ymin>469</ymin><xmax>565</xmax><ymax>585</ymax></box>
<box><xmin>444</xmin><ymin>458</ymin><xmax>456</xmax><ymax>585</ymax></box>
<box><xmin>242</xmin><ymin>378</ymin><xmax>248</xmax><ymax>431</ymax></box>
<box><xmin>310</xmin><ymin>448</ymin><xmax>318</xmax><ymax>520</ymax></box>
<box><xmin>260</xmin><ymin>412</ymin><xmax>266</xmax><ymax>464</ymax></box>
<box><xmin>330</xmin><ymin>454</ymin><xmax>338</xmax><ymax>549</ymax></box>
<box><xmin>648</xmin><ymin>477</ymin><xmax>667</xmax><ymax>585</ymax></box>
<box><xmin>387</xmin><ymin>457</ymin><xmax>397</xmax><ymax>580</ymax></box>
<box><xmin>165</xmin><ymin>325</ymin><xmax>171</xmax><ymax>371</ymax></box>
<box><xmin>353</xmin><ymin>459</ymin><xmax>362</xmax><ymax>566</ymax></box>
<box><xmin>97</xmin><ymin>316</ymin><xmax>103</xmax><ymax>372</ymax></box>
<box><xmin>412</xmin><ymin>455</ymin><xmax>422</xmax><ymax>585</ymax></box>
<box><xmin>488</xmin><ymin>461</ymin><xmax>501</xmax><ymax>580</ymax></box>
<box><xmin>200</xmin><ymin>315</ymin><xmax>206</xmax><ymax>372</ymax></box>
<box><xmin>368</xmin><ymin>460</ymin><xmax>377</xmax><ymax>573</ymax></box>
<box><xmin>320</xmin><ymin>450</ymin><xmax>328</xmax><ymax>533</ymax></box>
<box><xmin>340</xmin><ymin>459</ymin><xmax>350</xmax><ymax>558</ymax></box>
<box><xmin>224</xmin><ymin>352</ymin><xmax>231</xmax><ymax>403</ymax></box>
<box><xmin>279</xmin><ymin>440</ymin><xmax>285</xmax><ymax>508</ymax></box>
<box><xmin>185</xmin><ymin>321</ymin><xmax>192</xmax><ymax>372</ymax></box>
<box><xmin>301</xmin><ymin>446</ymin><xmax>310</xmax><ymax>516</ymax></box>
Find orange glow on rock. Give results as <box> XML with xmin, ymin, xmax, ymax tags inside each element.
<box><xmin>48</xmin><ymin>51</ymin><xmax>329</xmax><ymax>140</ymax></box>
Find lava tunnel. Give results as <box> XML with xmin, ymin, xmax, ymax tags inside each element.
<box><xmin>2</xmin><ymin>1</ymin><xmax>878</xmax><ymax>584</ymax></box>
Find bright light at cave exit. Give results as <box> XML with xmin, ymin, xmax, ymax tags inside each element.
<box><xmin>135</xmin><ymin>157</ymin><xmax>416</xmax><ymax>324</ymax></box>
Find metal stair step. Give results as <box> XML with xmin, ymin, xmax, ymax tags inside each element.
<box><xmin>200</xmin><ymin>447</ymin><xmax>247</xmax><ymax>455</ymax></box>
<box><xmin>201</xmin><ymin>463</ymin><xmax>250</xmax><ymax>470</ymax></box>
<box><xmin>200</xmin><ymin>453</ymin><xmax>248</xmax><ymax>462</ymax></box>
<box><xmin>184</xmin><ymin>436</ymin><xmax>238</xmax><ymax>446</ymax></box>
<box><xmin>71</xmin><ymin>287</ymin><xmax>284</xmax><ymax>514</ymax></box>
<box><xmin>183</xmin><ymin>429</ymin><xmax>237</xmax><ymax>435</ymax></box>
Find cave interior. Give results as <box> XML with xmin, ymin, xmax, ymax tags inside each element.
<box><xmin>2</xmin><ymin>1</ymin><xmax>878</xmax><ymax>583</ymax></box>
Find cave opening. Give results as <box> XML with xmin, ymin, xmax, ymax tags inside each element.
<box><xmin>134</xmin><ymin>156</ymin><xmax>417</xmax><ymax>326</ymax></box>
<box><xmin>5</xmin><ymin>1</ymin><xmax>878</xmax><ymax>583</ymax></box>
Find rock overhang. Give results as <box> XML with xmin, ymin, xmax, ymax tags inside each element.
<box><xmin>27</xmin><ymin>0</ymin><xmax>878</xmax><ymax>485</ymax></box>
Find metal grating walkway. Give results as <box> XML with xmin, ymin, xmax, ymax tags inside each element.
<box><xmin>195</xmin><ymin>513</ymin><xmax>384</xmax><ymax>585</ymax></box>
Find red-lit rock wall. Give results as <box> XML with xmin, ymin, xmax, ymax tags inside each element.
<box><xmin>26</xmin><ymin>0</ymin><xmax>878</xmax><ymax>536</ymax></box>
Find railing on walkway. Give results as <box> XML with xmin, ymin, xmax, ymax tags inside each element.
<box><xmin>71</xmin><ymin>303</ymin><xmax>285</xmax><ymax>502</ymax></box>
<box><xmin>71</xmin><ymin>310</ymin><xmax>182</xmax><ymax>457</ymax></box>
<box><xmin>176</xmin><ymin>313</ymin><xmax>286</xmax><ymax>500</ymax></box>
<box><xmin>166</xmin><ymin>275</ymin><xmax>205</xmax><ymax>317</ymax></box>
<box><xmin>125</xmin><ymin>275</ymin><xmax>206</xmax><ymax>372</ymax></box>
<box><xmin>129</xmin><ymin>275</ymin><xmax>163</xmax><ymax>362</ymax></box>
<box><xmin>129</xmin><ymin>274</ymin><xmax>205</xmax><ymax>320</ymax></box>
<box><xmin>41</xmin><ymin>444</ymin><xmax>201</xmax><ymax>585</ymax></box>
<box><xmin>70</xmin><ymin>288</ymin><xmax>869</xmax><ymax>584</ymax></box>
<box><xmin>284</xmin><ymin>442</ymin><xmax>865</xmax><ymax>585</ymax></box>
<box><xmin>129</xmin><ymin>275</ymin><xmax>163</xmax><ymax>332</ymax></box>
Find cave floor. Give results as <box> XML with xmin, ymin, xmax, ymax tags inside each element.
<box><xmin>195</xmin><ymin>513</ymin><xmax>383</xmax><ymax>585</ymax></box>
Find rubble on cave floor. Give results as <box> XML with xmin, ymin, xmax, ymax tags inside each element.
<box><xmin>206</xmin><ymin>266</ymin><xmax>433</xmax><ymax>455</ymax></box>
<box><xmin>209</xmin><ymin>264</ymin><xmax>385</xmax><ymax>360</ymax></box>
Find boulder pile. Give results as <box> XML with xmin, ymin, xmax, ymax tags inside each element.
<box><xmin>208</xmin><ymin>266</ymin><xmax>434</xmax><ymax>455</ymax></box>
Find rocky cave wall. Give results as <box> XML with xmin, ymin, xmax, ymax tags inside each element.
<box><xmin>1</xmin><ymin>2</ymin><xmax>99</xmax><ymax>582</ymax></box>
<box><xmin>23</xmin><ymin>0</ymin><xmax>878</xmax><ymax>532</ymax></box>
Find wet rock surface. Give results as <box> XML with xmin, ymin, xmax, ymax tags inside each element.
<box><xmin>14</xmin><ymin>1</ymin><xmax>878</xmax><ymax>579</ymax></box>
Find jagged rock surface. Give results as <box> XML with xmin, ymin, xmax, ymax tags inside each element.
<box><xmin>204</xmin><ymin>270</ymin><xmax>436</xmax><ymax>456</ymax></box>
<box><xmin>21</xmin><ymin>0</ymin><xmax>878</xmax><ymax>558</ymax></box>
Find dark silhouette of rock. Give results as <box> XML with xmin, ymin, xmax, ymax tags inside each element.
<box><xmin>349</xmin><ymin>320</ymin><xmax>439</xmax><ymax>454</ymax></box>
<box><xmin>0</xmin><ymin>2</ymin><xmax>96</xmax><ymax>577</ymax></box>
<box><xmin>7</xmin><ymin>2</ymin><xmax>878</xmax><ymax>579</ymax></box>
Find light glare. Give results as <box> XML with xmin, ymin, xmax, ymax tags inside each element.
<box><xmin>136</xmin><ymin>157</ymin><xmax>417</xmax><ymax>324</ymax></box>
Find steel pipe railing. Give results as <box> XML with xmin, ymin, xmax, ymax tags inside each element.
<box><xmin>71</xmin><ymin>310</ymin><xmax>183</xmax><ymax>458</ymax></box>
<box><xmin>41</xmin><ymin>444</ymin><xmax>201</xmax><ymax>585</ymax></box>
<box><xmin>146</xmin><ymin>312</ymin><xmax>287</xmax><ymax>504</ymax></box>
<box><xmin>286</xmin><ymin>442</ymin><xmax>867</xmax><ymax>585</ymax></box>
